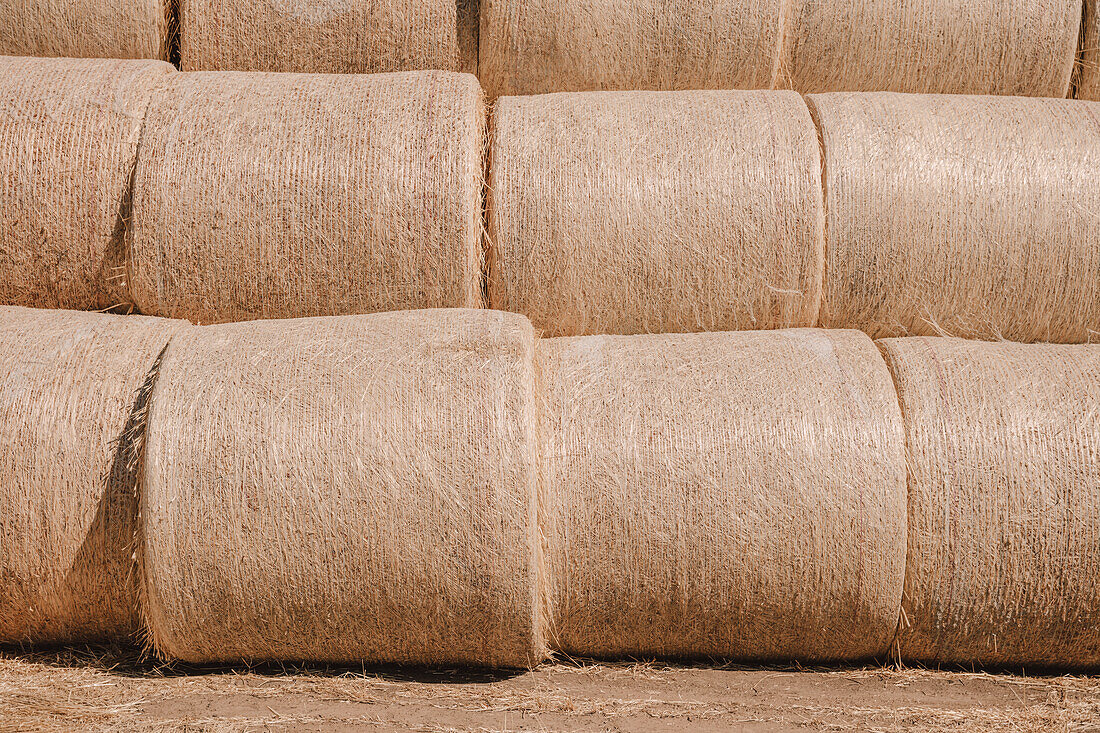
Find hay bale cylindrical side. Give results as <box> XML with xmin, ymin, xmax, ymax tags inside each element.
<box><xmin>479</xmin><ymin>0</ymin><xmax>785</xmax><ymax>98</ymax></box>
<box><xmin>179</xmin><ymin>0</ymin><xmax>459</xmax><ymax>73</ymax></box>
<box><xmin>0</xmin><ymin>306</ymin><xmax>183</xmax><ymax>645</ymax></box>
<box><xmin>0</xmin><ymin>0</ymin><xmax>168</xmax><ymax>60</ymax></box>
<box><xmin>783</xmin><ymin>0</ymin><xmax>1080</xmax><ymax>96</ymax></box>
<box><xmin>539</xmin><ymin>328</ymin><xmax>907</xmax><ymax>661</ymax></box>
<box><xmin>0</xmin><ymin>57</ymin><xmax>173</xmax><ymax>311</ymax></box>
<box><xmin>488</xmin><ymin>90</ymin><xmax>824</xmax><ymax>337</ymax></box>
<box><xmin>140</xmin><ymin>309</ymin><xmax>546</xmax><ymax>667</ymax></box>
<box><xmin>881</xmin><ymin>337</ymin><xmax>1100</xmax><ymax>668</ymax></box>
<box><xmin>812</xmin><ymin>92</ymin><xmax>1100</xmax><ymax>343</ymax></box>
<box><xmin>129</xmin><ymin>71</ymin><xmax>485</xmax><ymax>324</ymax></box>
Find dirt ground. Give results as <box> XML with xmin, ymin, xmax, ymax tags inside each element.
<box><xmin>2</xmin><ymin>647</ymin><xmax>1099</xmax><ymax>732</ymax></box>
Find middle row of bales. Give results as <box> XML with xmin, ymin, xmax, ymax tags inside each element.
<box><xmin>4</xmin><ymin>56</ymin><xmax>1098</xmax><ymax>344</ymax></box>
<box><xmin>1</xmin><ymin>305</ymin><xmax>1097</xmax><ymax>668</ymax></box>
<box><xmin>2</xmin><ymin>57</ymin><xmax>1098</xmax><ymax>344</ymax></box>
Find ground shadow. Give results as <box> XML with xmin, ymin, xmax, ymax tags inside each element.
<box><xmin>2</xmin><ymin>643</ymin><xmax>1090</xmax><ymax>684</ymax></box>
<box><xmin>0</xmin><ymin>643</ymin><xmax>526</xmax><ymax>684</ymax></box>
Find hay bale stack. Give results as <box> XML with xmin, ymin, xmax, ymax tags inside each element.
<box><xmin>811</xmin><ymin>92</ymin><xmax>1100</xmax><ymax>343</ymax></box>
<box><xmin>488</xmin><ymin>90</ymin><xmax>824</xmax><ymax>337</ymax></box>
<box><xmin>0</xmin><ymin>57</ymin><xmax>173</xmax><ymax>311</ymax></box>
<box><xmin>129</xmin><ymin>71</ymin><xmax>485</xmax><ymax>324</ymax></box>
<box><xmin>479</xmin><ymin>0</ymin><xmax>784</xmax><ymax>98</ymax></box>
<box><xmin>783</xmin><ymin>0</ymin><xmax>1080</xmax><ymax>96</ymax></box>
<box><xmin>881</xmin><ymin>337</ymin><xmax>1100</xmax><ymax>668</ymax></box>
<box><xmin>179</xmin><ymin>0</ymin><xmax>459</xmax><ymax>73</ymax></box>
<box><xmin>540</xmin><ymin>329</ymin><xmax>906</xmax><ymax>661</ymax></box>
<box><xmin>0</xmin><ymin>306</ymin><xmax>183</xmax><ymax>645</ymax></box>
<box><xmin>140</xmin><ymin>309</ymin><xmax>546</xmax><ymax>667</ymax></box>
<box><xmin>0</xmin><ymin>0</ymin><xmax>168</xmax><ymax>59</ymax></box>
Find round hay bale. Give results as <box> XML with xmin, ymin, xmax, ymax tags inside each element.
<box><xmin>179</xmin><ymin>0</ymin><xmax>459</xmax><ymax>73</ymax></box>
<box><xmin>0</xmin><ymin>57</ymin><xmax>173</xmax><ymax>311</ymax></box>
<box><xmin>1077</xmin><ymin>1</ymin><xmax>1100</xmax><ymax>100</ymax></box>
<box><xmin>811</xmin><ymin>92</ymin><xmax>1100</xmax><ymax>343</ymax></box>
<box><xmin>539</xmin><ymin>328</ymin><xmax>907</xmax><ymax>661</ymax></box>
<box><xmin>129</xmin><ymin>71</ymin><xmax>485</xmax><ymax>324</ymax></box>
<box><xmin>479</xmin><ymin>0</ymin><xmax>785</xmax><ymax>98</ymax></box>
<box><xmin>488</xmin><ymin>90</ymin><xmax>824</xmax><ymax>337</ymax></box>
<box><xmin>880</xmin><ymin>337</ymin><xmax>1100</xmax><ymax>668</ymax></box>
<box><xmin>140</xmin><ymin>309</ymin><xmax>546</xmax><ymax>667</ymax></box>
<box><xmin>782</xmin><ymin>0</ymin><xmax>1080</xmax><ymax>96</ymax></box>
<box><xmin>0</xmin><ymin>0</ymin><xmax>168</xmax><ymax>59</ymax></box>
<box><xmin>0</xmin><ymin>306</ymin><xmax>183</xmax><ymax>645</ymax></box>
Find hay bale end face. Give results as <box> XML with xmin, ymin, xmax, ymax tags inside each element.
<box><xmin>0</xmin><ymin>0</ymin><xmax>169</xmax><ymax>60</ymax></box>
<box><xmin>0</xmin><ymin>307</ymin><xmax>183</xmax><ymax>645</ymax></box>
<box><xmin>488</xmin><ymin>90</ymin><xmax>824</xmax><ymax>337</ymax></box>
<box><xmin>881</xmin><ymin>337</ymin><xmax>1100</xmax><ymax>668</ymax></box>
<box><xmin>812</xmin><ymin>92</ymin><xmax>1100</xmax><ymax>343</ymax></box>
<box><xmin>129</xmin><ymin>70</ymin><xmax>486</xmax><ymax>324</ymax></box>
<box><xmin>479</xmin><ymin>0</ymin><xmax>785</xmax><ymax>98</ymax></box>
<box><xmin>0</xmin><ymin>57</ymin><xmax>173</xmax><ymax>311</ymax></box>
<box><xmin>140</xmin><ymin>309</ymin><xmax>546</xmax><ymax>667</ymax></box>
<box><xmin>539</xmin><ymin>328</ymin><xmax>907</xmax><ymax>661</ymax></box>
<box><xmin>783</xmin><ymin>0</ymin><xmax>1080</xmax><ymax>96</ymax></box>
<box><xmin>179</xmin><ymin>0</ymin><xmax>459</xmax><ymax>73</ymax></box>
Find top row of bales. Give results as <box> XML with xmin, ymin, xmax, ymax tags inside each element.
<box><xmin>0</xmin><ymin>0</ymin><xmax>1096</xmax><ymax>99</ymax></box>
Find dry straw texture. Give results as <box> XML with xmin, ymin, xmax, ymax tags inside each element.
<box><xmin>811</xmin><ymin>92</ymin><xmax>1100</xmax><ymax>344</ymax></box>
<box><xmin>539</xmin><ymin>329</ymin><xmax>907</xmax><ymax>661</ymax></box>
<box><xmin>0</xmin><ymin>306</ymin><xmax>182</xmax><ymax>645</ymax></box>
<box><xmin>881</xmin><ymin>337</ymin><xmax>1100</xmax><ymax>668</ymax></box>
<box><xmin>488</xmin><ymin>90</ymin><xmax>824</xmax><ymax>337</ymax></box>
<box><xmin>0</xmin><ymin>57</ymin><xmax>173</xmax><ymax>311</ymax></box>
<box><xmin>479</xmin><ymin>0</ymin><xmax>784</xmax><ymax>98</ymax></box>
<box><xmin>782</xmin><ymin>0</ymin><xmax>1080</xmax><ymax>96</ymax></box>
<box><xmin>140</xmin><ymin>309</ymin><xmax>546</xmax><ymax>667</ymax></box>
<box><xmin>179</xmin><ymin>0</ymin><xmax>458</xmax><ymax>73</ymax></box>
<box><xmin>0</xmin><ymin>0</ymin><xmax>168</xmax><ymax>59</ymax></box>
<box><xmin>129</xmin><ymin>71</ymin><xmax>485</xmax><ymax>324</ymax></box>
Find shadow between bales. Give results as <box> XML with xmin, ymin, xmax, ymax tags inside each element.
<box><xmin>0</xmin><ymin>643</ymin><xmax>526</xmax><ymax>684</ymax></box>
<box><xmin>2</xmin><ymin>643</ymin><xmax>1094</xmax><ymax>685</ymax></box>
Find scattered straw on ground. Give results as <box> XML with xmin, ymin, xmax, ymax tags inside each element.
<box><xmin>1</xmin><ymin>646</ymin><xmax>1098</xmax><ymax>732</ymax></box>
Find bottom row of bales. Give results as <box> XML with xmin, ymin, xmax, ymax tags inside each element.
<box><xmin>0</xmin><ymin>306</ymin><xmax>1097</xmax><ymax>668</ymax></box>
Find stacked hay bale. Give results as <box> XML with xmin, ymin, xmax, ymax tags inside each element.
<box><xmin>179</xmin><ymin>0</ymin><xmax>461</xmax><ymax>73</ymax></box>
<box><xmin>488</xmin><ymin>90</ymin><xmax>824</xmax><ymax>337</ymax></box>
<box><xmin>881</xmin><ymin>338</ymin><xmax>1100</xmax><ymax>668</ymax></box>
<box><xmin>810</xmin><ymin>92</ymin><xmax>1100</xmax><ymax>343</ymax></box>
<box><xmin>0</xmin><ymin>0</ymin><xmax>169</xmax><ymax>59</ymax></box>
<box><xmin>140</xmin><ymin>309</ymin><xmax>546</xmax><ymax>667</ymax></box>
<box><xmin>480</xmin><ymin>0</ymin><xmax>1079</xmax><ymax>98</ymax></box>
<box><xmin>0</xmin><ymin>307</ymin><xmax>183</xmax><ymax>645</ymax></box>
<box><xmin>129</xmin><ymin>71</ymin><xmax>485</xmax><ymax>323</ymax></box>
<box><xmin>0</xmin><ymin>57</ymin><xmax>173</xmax><ymax>311</ymax></box>
<box><xmin>782</xmin><ymin>0</ymin><xmax>1080</xmax><ymax>96</ymax></box>
<box><xmin>539</xmin><ymin>329</ymin><xmax>907</xmax><ymax>660</ymax></box>
<box><xmin>479</xmin><ymin>0</ymin><xmax>785</xmax><ymax>97</ymax></box>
